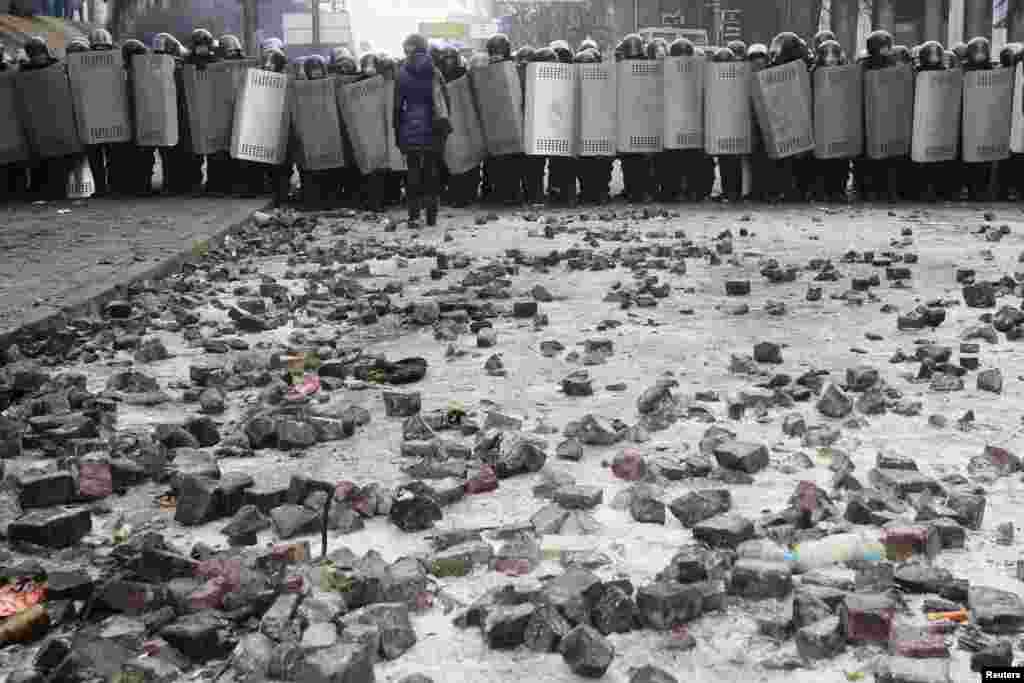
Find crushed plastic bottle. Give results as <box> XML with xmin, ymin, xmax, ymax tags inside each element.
<box><xmin>784</xmin><ymin>531</ymin><xmax>885</xmax><ymax>573</ymax></box>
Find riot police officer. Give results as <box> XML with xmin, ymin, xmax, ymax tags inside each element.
<box><xmin>298</xmin><ymin>55</ymin><xmax>332</xmax><ymax>209</ymax></box>
<box><xmin>351</xmin><ymin>52</ymin><xmax>386</xmax><ymax>211</ymax></box>
<box><xmin>727</xmin><ymin>40</ymin><xmax>747</xmax><ymax>60</ymax></box>
<box><xmin>573</xmin><ymin>46</ymin><xmax>612</xmax><ymax>204</ymax></box>
<box><xmin>546</xmin><ymin>40</ymin><xmax>577</xmax><ymax>206</ymax></box>
<box><xmin>440</xmin><ymin>45</ymin><xmax>478</xmax><ymax>207</ymax></box>
<box><xmin>812</xmin><ymin>39</ymin><xmax>851</xmax><ymax>201</ymax></box>
<box><xmin>998</xmin><ymin>43</ymin><xmax>1024</xmax><ymax>200</ymax></box>
<box><xmin>81</xmin><ymin>30</ymin><xmax>116</xmax><ymax>197</ymax></box>
<box><xmin>21</xmin><ymin>36</ymin><xmax>73</xmax><ymax>200</ymax></box>
<box><xmin>378</xmin><ymin>52</ymin><xmax>405</xmax><ymax>208</ymax></box>
<box><xmin>854</xmin><ymin>30</ymin><xmax>895</xmax><ymax>201</ymax></box>
<box><xmin>150</xmin><ymin>34</ymin><xmax>187</xmax><ymax>195</ymax></box>
<box><xmin>962</xmin><ymin>36</ymin><xmax>995</xmax><ymax>201</ymax></box>
<box><xmin>0</xmin><ymin>41</ymin><xmax>27</xmax><ymax>200</ymax></box>
<box><xmin>329</xmin><ymin>50</ymin><xmax>361</xmax><ymax>205</ymax></box>
<box><xmin>259</xmin><ymin>47</ymin><xmax>292</xmax><ymax>207</ymax></box>
<box><xmin>206</xmin><ymin>34</ymin><xmax>246</xmax><ymax>196</ymax></box>
<box><xmin>744</xmin><ymin>42</ymin><xmax>773</xmax><ymax>201</ymax></box>
<box><xmin>108</xmin><ymin>39</ymin><xmax>153</xmax><ymax>197</ymax></box>
<box><xmin>182</xmin><ymin>29</ymin><xmax>217</xmax><ymax>195</ymax></box>
<box><xmin>515</xmin><ymin>46</ymin><xmax>545</xmax><ymax>204</ymax></box>
<box><xmin>710</xmin><ymin>46</ymin><xmax>742</xmax><ymax>202</ymax></box>
<box><xmin>483</xmin><ymin>33</ymin><xmax>522</xmax><ymax>205</ymax></box>
<box><xmin>618</xmin><ymin>33</ymin><xmax>653</xmax><ymax>203</ymax></box>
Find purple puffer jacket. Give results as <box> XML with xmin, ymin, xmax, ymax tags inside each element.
<box><xmin>395</xmin><ymin>49</ymin><xmax>448</xmax><ymax>151</ymax></box>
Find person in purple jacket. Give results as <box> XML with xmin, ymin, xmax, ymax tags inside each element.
<box><xmin>395</xmin><ymin>33</ymin><xmax>451</xmax><ymax>228</ymax></box>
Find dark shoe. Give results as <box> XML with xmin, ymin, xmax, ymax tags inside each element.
<box><xmin>426</xmin><ymin>206</ymin><xmax>438</xmax><ymax>227</ymax></box>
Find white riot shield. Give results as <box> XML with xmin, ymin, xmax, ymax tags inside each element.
<box><xmin>471</xmin><ymin>61</ymin><xmax>524</xmax><ymax>156</ymax></box>
<box><xmin>911</xmin><ymin>69</ymin><xmax>962</xmax><ymax>163</ymax></box>
<box><xmin>813</xmin><ymin>65</ymin><xmax>863</xmax><ymax>159</ymax></box>
<box><xmin>444</xmin><ymin>75</ymin><xmax>487</xmax><ymax>175</ymax></box>
<box><xmin>67</xmin><ymin>51</ymin><xmax>132</xmax><ymax>144</ymax></box>
<box><xmin>131</xmin><ymin>54</ymin><xmax>178</xmax><ymax>147</ymax></box>
<box><xmin>15</xmin><ymin>63</ymin><xmax>83</xmax><ymax>158</ymax></box>
<box><xmin>663</xmin><ymin>56</ymin><xmax>703</xmax><ymax>150</ymax></box>
<box><xmin>524</xmin><ymin>62</ymin><xmax>577</xmax><ymax>157</ymax></box>
<box><xmin>382</xmin><ymin>78</ymin><xmax>406</xmax><ymax>171</ymax></box>
<box><xmin>864</xmin><ymin>64</ymin><xmax>914</xmax><ymax>159</ymax></box>
<box><xmin>291</xmin><ymin>77</ymin><xmax>345</xmax><ymax>171</ymax></box>
<box><xmin>704</xmin><ymin>61</ymin><xmax>752</xmax><ymax>155</ymax></box>
<box><xmin>616</xmin><ymin>60</ymin><xmax>663</xmax><ymax>153</ymax></box>
<box><xmin>576</xmin><ymin>62</ymin><xmax>616</xmax><ymax>157</ymax></box>
<box><xmin>338</xmin><ymin>75</ymin><xmax>389</xmax><ymax>174</ymax></box>
<box><xmin>751</xmin><ymin>60</ymin><xmax>814</xmax><ymax>159</ymax></box>
<box><xmin>230</xmin><ymin>68</ymin><xmax>290</xmax><ymax>165</ymax></box>
<box><xmin>963</xmin><ymin>67</ymin><xmax>1013</xmax><ymax>162</ymax></box>
<box><xmin>0</xmin><ymin>72</ymin><xmax>29</xmax><ymax>165</ymax></box>
<box><xmin>1012</xmin><ymin>63</ymin><xmax>1024</xmax><ymax>153</ymax></box>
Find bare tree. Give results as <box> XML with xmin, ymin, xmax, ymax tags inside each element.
<box><xmin>497</xmin><ymin>0</ymin><xmax>618</xmax><ymax>51</ymax></box>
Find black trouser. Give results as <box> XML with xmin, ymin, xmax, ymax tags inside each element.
<box><xmin>522</xmin><ymin>156</ymin><xmax>545</xmax><ymax>204</ymax></box>
<box><xmin>1</xmin><ymin>164</ymin><xmax>27</xmax><ymax>201</ymax></box>
<box><xmin>85</xmin><ymin>144</ymin><xmax>110</xmax><ymax>196</ymax></box>
<box><xmin>577</xmin><ymin>157</ymin><xmax>611</xmax><ymax>204</ymax></box>
<box><xmin>717</xmin><ymin>156</ymin><xmax>742</xmax><ymax>200</ymax></box>
<box><xmin>620</xmin><ymin>155</ymin><xmax>652</xmax><ymax>202</ymax></box>
<box><xmin>963</xmin><ymin>161</ymin><xmax>994</xmax><ymax>201</ymax></box>
<box><xmin>109</xmin><ymin>144</ymin><xmax>153</xmax><ymax>196</ymax></box>
<box><xmin>547</xmin><ymin>157</ymin><xmax>576</xmax><ymax>205</ymax></box>
<box><xmin>687</xmin><ymin>152</ymin><xmax>715</xmax><ymax>201</ymax></box>
<box><xmin>29</xmin><ymin>156</ymin><xmax>74</xmax><ymax>200</ymax></box>
<box><xmin>300</xmin><ymin>169</ymin><xmax>332</xmax><ymax>209</ymax></box>
<box><xmin>485</xmin><ymin>155</ymin><xmax>522</xmax><ymax>204</ymax></box>
<box><xmin>405</xmin><ymin>150</ymin><xmax>440</xmax><ymax>219</ymax></box>
<box><xmin>205</xmin><ymin>151</ymin><xmax>232</xmax><ymax>194</ymax></box>
<box><xmin>446</xmin><ymin>165</ymin><xmax>480</xmax><ymax>207</ymax></box>
<box><xmin>653</xmin><ymin>151</ymin><xmax>682</xmax><ymax>201</ymax></box>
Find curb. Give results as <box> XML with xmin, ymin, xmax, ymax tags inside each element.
<box><xmin>0</xmin><ymin>201</ymin><xmax>272</xmax><ymax>352</ymax></box>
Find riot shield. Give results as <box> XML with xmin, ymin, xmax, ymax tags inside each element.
<box><xmin>704</xmin><ymin>61</ymin><xmax>751</xmax><ymax>155</ymax></box>
<box><xmin>444</xmin><ymin>74</ymin><xmax>487</xmax><ymax>175</ymax></box>
<box><xmin>291</xmin><ymin>77</ymin><xmax>345</xmax><ymax>171</ymax></box>
<box><xmin>864</xmin><ymin>64</ymin><xmax>914</xmax><ymax>159</ymax></box>
<box><xmin>382</xmin><ymin>77</ymin><xmax>406</xmax><ymax>171</ymax></box>
<box><xmin>67</xmin><ymin>51</ymin><xmax>132</xmax><ymax>144</ymax></box>
<box><xmin>813</xmin><ymin>65</ymin><xmax>863</xmax><ymax>159</ymax></box>
<box><xmin>616</xmin><ymin>60</ymin><xmax>663</xmax><ymax>153</ymax></box>
<box><xmin>911</xmin><ymin>69</ymin><xmax>962</xmax><ymax>163</ymax></box>
<box><xmin>751</xmin><ymin>60</ymin><xmax>814</xmax><ymax>159</ymax></box>
<box><xmin>230</xmin><ymin>68</ymin><xmax>290</xmax><ymax>164</ymax></box>
<box><xmin>15</xmin><ymin>63</ymin><xmax>83</xmax><ymax>158</ymax></box>
<box><xmin>576</xmin><ymin>62</ymin><xmax>616</xmax><ymax>157</ymax></box>
<box><xmin>1012</xmin><ymin>62</ymin><xmax>1024</xmax><ymax>154</ymax></box>
<box><xmin>131</xmin><ymin>54</ymin><xmax>179</xmax><ymax>147</ymax></box>
<box><xmin>0</xmin><ymin>72</ymin><xmax>29</xmax><ymax>166</ymax></box>
<box><xmin>962</xmin><ymin>67</ymin><xmax>1013</xmax><ymax>162</ymax></box>
<box><xmin>184</xmin><ymin>62</ymin><xmax>238</xmax><ymax>155</ymax></box>
<box><xmin>663</xmin><ymin>56</ymin><xmax>703</xmax><ymax>150</ymax></box>
<box><xmin>524</xmin><ymin>62</ymin><xmax>577</xmax><ymax>157</ymax></box>
<box><xmin>470</xmin><ymin>60</ymin><xmax>524</xmax><ymax>156</ymax></box>
<box><xmin>337</xmin><ymin>75</ymin><xmax>389</xmax><ymax>174</ymax></box>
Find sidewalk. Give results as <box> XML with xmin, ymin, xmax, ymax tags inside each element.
<box><xmin>0</xmin><ymin>196</ymin><xmax>267</xmax><ymax>343</ymax></box>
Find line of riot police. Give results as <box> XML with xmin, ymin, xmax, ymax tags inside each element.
<box><xmin>3</xmin><ymin>28</ymin><xmax>1023</xmax><ymax>207</ymax></box>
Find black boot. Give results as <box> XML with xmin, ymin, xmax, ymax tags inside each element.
<box><xmin>426</xmin><ymin>199</ymin><xmax>438</xmax><ymax>227</ymax></box>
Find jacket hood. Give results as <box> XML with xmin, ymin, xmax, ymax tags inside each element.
<box><xmin>406</xmin><ymin>50</ymin><xmax>434</xmax><ymax>77</ymax></box>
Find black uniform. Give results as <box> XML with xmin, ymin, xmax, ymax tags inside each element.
<box><xmin>0</xmin><ymin>51</ymin><xmax>28</xmax><ymax>200</ymax></box>
<box><xmin>962</xmin><ymin>37</ymin><xmax>995</xmax><ymax>201</ymax></box>
<box><xmin>618</xmin><ymin>35</ymin><xmax>654</xmax><ymax>203</ymax></box>
<box><xmin>518</xmin><ymin>49</ymin><xmax>546</xmax><ymax>204</ymax></box>
<box><xmin>21</xmin><ymin>38</ymin><xmax>75</xmax><ymax>200</ymax></box>
<box><xmin>545</xmin><ymin>42</ymin><xmax>577</xmax><ymax>206</ymax></box>
<box><xmin>441</xmin><ymin>52</ymin><xmax>479</xmax><ymax>206</ymax></box>
<box><xmin>484</xmin><ymin>34</ymin><xmax>523</xmax><ymax>206</ymax></box>
<box><xmin>710</xmin><ymin>47</ymin><xmax>742</xmax><ymax>201</ymax></box>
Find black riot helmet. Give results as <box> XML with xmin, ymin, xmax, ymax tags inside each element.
<box><xmin>190</xmin><ymin>28</ymin><xmax>215</xmax><ymax>57</ymax></box>
<box><xmin>377</xmin><ymin>53</ymin><xmax>395</xmax><ymax>78</ymax></box>
<box><xmin>486</xmin><ymin>33</ymin><xmax>512</xmax><ymax>61</ymax></box>
<box><xmin>1000</xmin><ymin>42</ymin><xmax>1024</xmax><ymax>67</ymax></box>
<box><xmin>334</xmin><ymin>54</ymin><xmax>358</xmax><ymax>75</ymax></box>
<box><xmin>866</xmin><ymin>30</ymin><xmax>894</xmax><ymax>61</ymax></box>
<box><xmin>613</xmin><ymin>40</ymin><xmax>625</xmax><ymax>62</ymax></box>
<box><xmin>712</xmin><ymin>46</ymin><xmax>735</xmax><ymax>63</ymax></box>
<box><xmin>579</xmin><ymin>38</ymin><xmax>598</xmax><ymax>53</ymax></box>
<box><xmin>303</xmin><ymin>54</ymin><xmax>327</xmax><ymax>79</ymax></box>
<box><xmin>88</xmin><ymin>28</ymin><xmax>114</xmax><ymax>50</ymax></box>
<box><xmin>647</xmin><ymin>37</ymin><xmax>668</xmax><ymax>60</ymax></box>
<box><xmin>514</xmin><ymin>45</ymin><xmax>534</xmax><ymax>64</ymax></box>
<box><xmin>669</xmin><ymin>37</ymin><xmax>695</xmax><ymax>57</ymax></box>
<box><xmin>330</xmin><ymin>45</ymin><xmax>353</xmax><ymax>65</ymax></box>
<box><xmin>727</xmin><ymin>40</ymin><xmax>747</xmax><ymax>59</ymax></box>
<box><xmin>261</xmin><ymin>47</ymin><xmax>287</xmax><ymax>73</ymax></box>
<box><xmin>621</xmin><ymin>33</ymin><xmax>644</xmax><ymax>60</ymax></box>
<box><xmin>769</xmin><ymin>31</ymin><xmax>804</xmax><ymax>66</ymax></box>
<box><xmin>965</xmin><ymin>36</ymin><xmax>991</xmax><ymax>68</ymax></box>
<box><xmin>943</xmin><ymin>49</ymin><xmax>959</xmax><ymax>69</ymax></box>
<box><xmin>24</xmin><ymin>35</ymin><xmax>52</xmax><ymax>65</ymax></box>
<box><xmin>815</xmin><ymin>39</ymin><xmax>843</xmax><ymax>67</ymax></box>
<box><xmin>918</xmin><ymin>41</ymin><xmax>945</xmax><ymax>70</ymax></box>
<box><xmin>952</xmin><ymin>42</ymin><xmax>968</xmax><ymax>61</ymax></box>
<box><xmin>813</xmin><ymin>30</ymin><xmax>836</xmax><ymax>51</ymax></box>
<box><xmin>428</xmin><ymin>41</ymin><xmax>443</xmax><ymax>66</ymax></box>
<box><xmin>218</xmin><ymin>34</ymin><xmax>244</xmax><ymax>59</ymax></box>
<box><xmin>359</xmin><ymin>52</ymin><xmax>377</xmax><ymax>75</ymax></box>
<box><xmin>67</xmin><ymin>38</ymin><xmax>91</xmax><ymax>54</ymax></box>
<box><xmin>574</xmin><ymin>48</ymin><xmax>600</xmax><ymax>63</ymax></box>
<box><xmin>261</xmin><ymin>37</ymin><xmax>284</xmax><ymax>57</ymax></box>
<box><xmin>532</xmin><ymin>46</ymin><xmax>558</xmax><ymax>63</ymax></box>
<box><xmin>747</xmin><ymin>43</ymin><xmax>769</xmax><ymax>70</ymax></box>
<box><xmin>122</xmin><ymin>39</ymin><xmax>147</xmax><ymax>64</ymax></box>
<box><xmin>441</xmin><ymin>44</ymin><xmax>460</xmax><ymax>69</ymax></box>
<box><xmin>550</xmin><ymin>39</ymin><xmax>573</xmax><ymax>63</ymax></box>
<box><xmin>153</xmin><ymin>33</ymin><xmax>185</xmax><ymax>58</ymax></box>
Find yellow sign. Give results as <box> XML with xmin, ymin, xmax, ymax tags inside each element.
<box><xmin>418</xmin><ymin>22</ymin><xmax>469</xmax><ymax>40</ymax></box>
